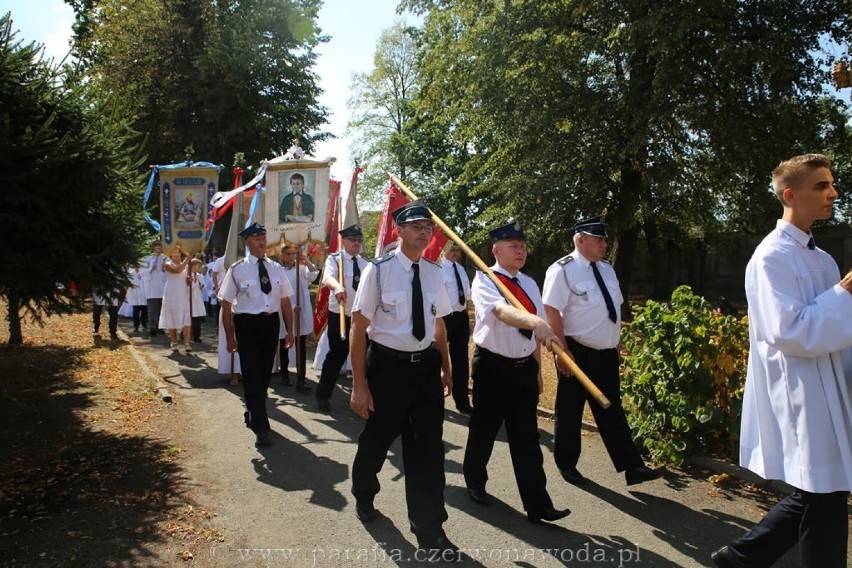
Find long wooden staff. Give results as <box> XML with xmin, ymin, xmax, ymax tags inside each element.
<box><xmin>389</xmin><ymin>174</ymin><xmax>610</xmax><ymax>409</ymax></box>
<box><xmin>337</xmin><ymin>195</ymin><xmax>347</xmax><ymax>340</ymax></box>
<box><xmin>294</xmin><ymin>247</ymin><xmax>302</xmax><ymax>376</ymax></box>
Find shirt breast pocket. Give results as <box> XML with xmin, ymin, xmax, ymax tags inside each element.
<box><xmin>382</xmin><ymin>290</ymin><xmax>407</xmax><ymax>320</ymax></box>
<box><xmin>240</xmin><ymin>280</ymin><xmax>256</xmax><ymax>299</ymax></box>
<box><xmin>426</xmin><ymin>292</ymin><xmax>439</xmax><ymax>317</ymax></box>
<box><xmin>575</xmin><ymin>280</ymin><xmax>595</xmax><ymax>302</ymax></box>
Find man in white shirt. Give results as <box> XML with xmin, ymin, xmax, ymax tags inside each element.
<box><xmin>440</xmin><ymin>242</ymin><xmax>473</xmax><ymax>414</ymax></box>
<box><xmin>142</xmin><ymin>242</ymin><xmax>168</xmax><ymax>335</ymax></box>
<box><xmin>711</xmin><ymin>154</ymin><xmax>852</xmax><ymax>568</ymax></box>
<box><xmin>542</xmin><ymin>217</ymin><xmax>662</xmax><ymax>487</ymax></box>
<box><xmin>462</xmin><ymin>220</ymin><xmax>569</xmax><ymax>524</ymax></box>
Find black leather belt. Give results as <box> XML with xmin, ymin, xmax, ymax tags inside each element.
<box><xmin>476</xmin><ymin>346</ymin><xmax>532</xmax><ymax>367</ymax></box>
<box><xmin>234</xmin><ymin>312</ymin><xmax>278</xmax><ymax>319</ymax></box>
<box><xmin>372</xmin><ymin>342</ymin><xmax>435</xmax><ymax>363</ymax></box>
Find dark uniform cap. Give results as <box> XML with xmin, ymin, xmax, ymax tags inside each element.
<box><xmin>339</xmin><ymin>224</ymin><xmax>364</xmax><ymax>238</ymax></box>
<box><xmin>391</xmin><ymin>201</ymin><xmax>432</xmax><ymax>225</ymax></box>
<box><xmin>574</xmin><ymin>216</ymin><xmax>607</xmax><ymax>237</ymax></box>
<box><xmin>489</xmin><ymin>220</ymin><xmax>526</xmax><ymax>243</ymax></box>
<box><xmin>239</xmin><ymin>222</ymin><xmax>267</xmax><ymax>238</ymax></box>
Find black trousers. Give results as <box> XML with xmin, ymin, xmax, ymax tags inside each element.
<box><xmin>191</xmin><ymin>316</ymin><xmax>203</xmax><ymax>341</ymax></box>
<box><xmin>463</xmin><ymin>346</ymin><xmax>553</xmax><ymax>513</ymax></box>
<box><xmin>443</xmin><ymin>310</ymin><xmax>471</xmax><ymax>408</ymax></box>
<box><xmin>316</xmin><ymin>312</ymin><xmax>351</xmax><ymax>401</ymax></box>
<box><xmin>553</xmin><ymin>337</ymin><xmax>642</xmax><ymax>472</ymax></box>
<box><xmin>146</xmin><ymin>298</ymin><xmax>162</xmax><ymax>331</ymax></box>
<box><xmin>93</xmin><ymin>305</ymin><xmax>118</xmax><ymax>335</ymax></box>
<box><xmin>351</xmin><ymin>345</ymin><xmax>448</xmax><ymax>542</ymax></box>
<box><xmin>132</xmin><ymin>305</ymin><xmax>148</xmax><ymax>331</ymax></box>
<box><xmin>725</xmin><ymin>489</ymin><xmax>849</xmax><ymax>567</ymax></box>
<box><xmin>280</xmin><ymin>335</ymin><xmax>308</xmax><ymax>380</ymax></box>
<box><xmin>234</xmin><ymin>313</ymin><xmax>280</xmax><ymax>434</ymax></box>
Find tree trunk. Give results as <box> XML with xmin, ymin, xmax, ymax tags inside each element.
<box><xmin>7</xmin><ymin>291</ymin><xmax>23</xmax><ymax>346</ymax></box>
<box><xmin>612</xmin><ymin>225</ymin><xmax>640</xmax><ymax>322</ymax></box>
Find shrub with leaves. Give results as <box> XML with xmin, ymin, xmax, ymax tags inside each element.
<box><xmin>620</xmin><ymin>285</ymin><xmax>748</xmax><ymax>465</ymax></box>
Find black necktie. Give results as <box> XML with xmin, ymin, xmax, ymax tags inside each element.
<box><xmin>453</xmin><ymin>263</ymin><xmax>465</xmax><ymax>307</ymax></box>
<box><xmin>591</xmin><ymin>262</ymin><xmax>617</xmax><ymax>323</ymax></box>
<box><xmin>352</xmin><ymin>256</ymin><xmax>361</xmax><ymax>291</ymax></box>
<box><xmin>412</xmin><ymin>263</ymin><xmax>425</xmax><ymax>341</ymax></box>
<box><xmin>807</xmin><ymin>236</ymin><xmax>815</xmax><ymax>250</ymax></box>
<box><xmin>511</xmin><ymin>276</ymin><xmax>533</xmax><ymax>339</ymax></box>
<box><xmin>258</xmin><ymin>259</ymin><xmax>271</xmax><ymax>294</ymax></box>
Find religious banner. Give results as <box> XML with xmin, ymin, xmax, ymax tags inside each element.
<box><xmin>145</xmin><ymin>162</ymin><xmax>222</xmax><ymax>255</ymax></box>
<box><xmin>263</xmin><ymin>158</ymin><xmax>334</xmax><ymax>248</ymax></box>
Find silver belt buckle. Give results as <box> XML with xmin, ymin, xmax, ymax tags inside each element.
<box><xmin>514</xmin><ymin>357</ymin><xmax>528</xmax><ymax>367</ymax></box>
<box><xmin>410</xmin><ymin>351</ymin><xmax>422</xmax><ymax>363</ymax></box>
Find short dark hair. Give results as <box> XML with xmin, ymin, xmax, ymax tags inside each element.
<box><xmin>290</xmin><ymin>173</ymin><xmax>305</xmax><ymax>183</ymax></box>
<box><xmin>772</xmin><ymin>154</ymin><xmax>831</xmax><ymax>203</ymax></box>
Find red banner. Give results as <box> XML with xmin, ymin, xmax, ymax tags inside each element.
<box><xmin>375</xmin><ymin>182</ymin><xmax>447</xmax><ymax>261</ymax></box>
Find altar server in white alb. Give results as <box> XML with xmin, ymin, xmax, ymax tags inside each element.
<box><xmin>711</xmin><ymin>153</ymin><xmax>852</xmax><ymax>568</ymax></box>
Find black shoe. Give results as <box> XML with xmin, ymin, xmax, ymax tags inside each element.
<box><xmin>559</xmin><ymin>466</ymin><xmax>588</xmax><ymax>485</ymax></box>
<box><xmin>417</xmin><ymin>535</ymin><xmax>461</xmax><ymax>562</ymax></box>
<box><xmin>150</xmin><ymin>330</ymin><xmax>157</xmax><ymax>337</ymax></box>
<box><xmin>243</xmin><ymin>411</ymin><xmax>251</xmax><ymax>429</ymax></box>
<box><xmin>456</xmin><ymin>402</ymin><xmax>473</xmax><ymax>415</ymax></box>
<box><xmin>295</xmin><ymin>381</ymin><xmax>313</xmax><ymax>394</ymax></box>
<box><xmin>281</xmin><ymin>375</ymin><xmax>292</xmax><ymax>386</ymax></box>
<box><xmin>625</xmin><ymin>465</ymin><xmax>664</xmax><ymax>486</ymax></box>
<box><xmin>192</xmin><ymin>338</ymin><xmax>202</xmax><ymax>343</ymax></box>
<box><xmin>466</xmin><ymin>486</ymin><xmax>490</xmax><ymax>505</ymax></box>
<box><xmin>254</xmin><ymin>432</ymin><xmax>271</xmax><ymax>447</ymax></box>
<box><xmin>109</xmin><ymin>332</ymin><xmax>118</xmax><ymax>339</ymax></box>
<box><xmin>527</xmin><ymin>506</ymin><xmax>571</xmax><ymax>523</ymax></box>
<box><xmin>355</xmin><ymin>500</ymin><xmax>377</xmax><ymax>523</ymax></box>
<box><xmin>317</xmin><ymin>398</ymin><xmax>331</xmax><ymax>412</ymax></box>
<box><xmin>710</xmin><ymin>545</ymin><xmax>742</xmax><ymax>568</ymax></box>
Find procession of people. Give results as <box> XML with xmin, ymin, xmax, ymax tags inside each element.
<box><xmin>88</xmin><ymin>152</ymin><xmax>852</xmax><ymax>566</ymax></box>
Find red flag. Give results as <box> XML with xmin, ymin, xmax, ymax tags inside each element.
<box><xmin>206</xmin><ymin>167</ymin><xmax>243</xmax><ymax>229</ymax></box>
<box><xmin>312</xmin><ymin>179</ymin><xmax>342</xmax><ymax>336</ymax></box>
<box><xmin>375</xmin><ymin>182</ymin><xmax>448</xmax><ymax>261</ymax></box>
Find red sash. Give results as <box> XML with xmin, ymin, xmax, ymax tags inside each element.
<box><xmin>493</xmin><ymin>272</ymin><xmax>536</xmax><ymax>314</ymax></box>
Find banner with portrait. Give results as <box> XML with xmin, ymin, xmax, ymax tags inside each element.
<box><xmin>263</xmin><ymin>159</ymin><xmax>332</xmax><ymax>247</ymax></box>
<box><xmin>159</xmin><ymin>166</ymin><xmax>220</xmax><ymax>255</ymax></box>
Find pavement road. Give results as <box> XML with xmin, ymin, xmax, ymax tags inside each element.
<box><xmin>129</xmin><ymin>320</ymin><xmax>818</xmax><ymax>568</ymax></box>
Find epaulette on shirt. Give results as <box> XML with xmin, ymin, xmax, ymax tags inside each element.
<box><xmin>556</xmin><ymin>255</ymin><xmax>574</xmax><ymax>266</ymax></box>
<box><xmin>421</xmin><ymin>257</ymin><xmax>439</xmax><ymax>266</ymax></box>
<box><xmin>371</xmin><ymin>253</ymin><xmax>395</xmax><ymax>265</ymax></box>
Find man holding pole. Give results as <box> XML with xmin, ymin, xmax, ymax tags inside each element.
<box><xmin>349</xmin><ymin>202</ymin><xmax>459</xmax><ymax>559</ymax></box>
<box><xmin>279</xmin><ymin>242</ymin><xmax>319</xmax><ymax>392</ymax></box>
<box><xmin>463</xmin><ymin>220</ymin><xmax>570</xmax><ymax>523</ymax></box>
<box><xmin>315</xmin><ymin>225</ymin><xmax>368</xmax><ymax>412</ymax></box>
<box><xmin>542</xmin><ymin>216</ymin><xmax>662</xmax><ymax>486</ymax></box>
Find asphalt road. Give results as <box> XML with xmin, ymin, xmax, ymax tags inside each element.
<box><xmin>130</xmin><ymin>320</ymin><xmax>813</xmax><ymax>568</ymax></box>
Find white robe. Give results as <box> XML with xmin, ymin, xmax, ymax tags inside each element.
<box><xmin>741</xmin><ymin>219</ymin><xmax>852</xmax><ymax>493</ymax></box>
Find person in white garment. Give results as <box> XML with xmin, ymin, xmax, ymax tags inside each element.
<box><xmin>142</xmin><ymin>242</ymin><xmax>168</xmax><ymax>335</ymax></box>
<box><xmin>711</xmin><ymin>153</ymin><xmax>852</xmax><ymax>568</ymax></box>
<box><xmin>278</xmin><ymin>242</ymin><xmax>319</xmax><ymax>392</ymax></box>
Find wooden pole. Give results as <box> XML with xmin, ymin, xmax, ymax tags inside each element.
<box><xmin>294</xmin><ymin>247</ymin><xmax>302</xmax><ymax>378</ymax></box>
<box><xmin>388</xmin><ymin>174</ymin><xmax>610</xmax><ymax>409</ymax></box>
<box><xmin>337</xmin><ymin>195</ymin><xmax>347</xmax><ymax>340</ymax></box>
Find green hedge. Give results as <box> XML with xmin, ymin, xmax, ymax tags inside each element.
<box><xmin>620</xmin><ymin>285</ymin><xmax>748</xmax><ymax>465</ymax></box>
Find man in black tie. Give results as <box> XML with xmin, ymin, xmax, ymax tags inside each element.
<box><xmin>315</xmin><ymin>224</ymin><xmax>368</xmax><ymax>412</ymax></box>
<box><xmin>542</xmin><ymin>216</ymin><xmax>662</xmax><ymax>486</ymax></box>
<box><xmin>440</xmin><ymin>242</ymin><xmax>473</xmax><ymax>414</ymax></box>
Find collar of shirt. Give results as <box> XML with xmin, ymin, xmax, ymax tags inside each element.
<box><xmin>776</xmin><ymin>219</ymin><xmax>813</xmax><ymax>249</ymax></box>
<box><xmin>395</xmin><ymin>251</ymin><xmax>418</xmax><ymax>272</ymax></box>
<box><xmin>570</xmin><ymin>250</ymin><xmax>593</xmax><ymax>268</ymax></box>
<box><xmin>491</xmin><ymin>263</ymin><xmax>520</xmax><ymax>279</ymax></box>
<box><xmin>246</xmin><ymin>254</ymin><xmax>266</xmax><ymax>265</ymax></box>
<box><xmin>441</xmin><ymin>259</ymin><xmax>457</xmax><ymax>269</ymax></box>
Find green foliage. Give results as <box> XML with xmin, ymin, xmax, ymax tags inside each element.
<box><xmin>68</xmin><ymin>0</ymin><xmax>329</xmax><ymax>176</ymax></box>
<box><xmin>620</xmin><ymin>285</ymin><xmax>748</xmax><ymax>465</ymax></box>
<box><xmin>0</xmin><ymin>15</ymin><xmax>149</xmax><ymax>343</ymax></box>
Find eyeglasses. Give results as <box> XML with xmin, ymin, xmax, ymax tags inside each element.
<box><xmin>406</xmin><ymin>223</ymin><xmax>434</xmax><ymax>233</ymax></box>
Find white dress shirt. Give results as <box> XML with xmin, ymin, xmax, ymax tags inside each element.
<box><xmin>219</xmin><ymin>255</ymin><xmax>293</xmax><ymax>315</ymax></box>
<box><xmin>441</xmin><ymin>259</ymin><xmax>471</xmax><ymax>313</ymax></box>
<box><xmin>142</xmin><ymin>253</ymin><xmax>168</xmax><ymax>299</ymax></box>
<box><xmin>471</xmin><ymin>265</ymin><xmax>541</xmax><ymax>359</ymax></box>
<box><xmin>281</xmin><ymin>263</ymin><xmax>319</xmax><ymax>337</ymax></box>
<box><xmin>542</xmin><ymin>250</ymin><xmax>622</xmax><ymax>350</ymax></box>
<box><xmin>324</xmin><ymin>251</ymin><xmax>369</xmax><ymax>316</ymax></box>
<box><xmin>353</xmin><ymin>253</ymin><xmax>451</xmax><ymax>352</ymax></box>
<box><xmin>741</xmin><ymin>219</ymin><xmax>852</xmax><ymax>493</ymax></box>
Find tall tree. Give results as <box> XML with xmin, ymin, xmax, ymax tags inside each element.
<box><xmin>67</xmin><ymin>0</ymin><xmax>329</xmax><ymax>177</ymax></box>
<box><xmin>0</xmin><ymin>16</ymin><xmax>149</xmax><ymax>344</ymax></box>
<box><xmin>347</xmin><ymin>21</ymin><xmax>422</xmax><ymax>203</ymax></box>
<box><xmin>404</xmin><ymin>0</ymin><xmax>851</xmax><ymax>299</ymax></box>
